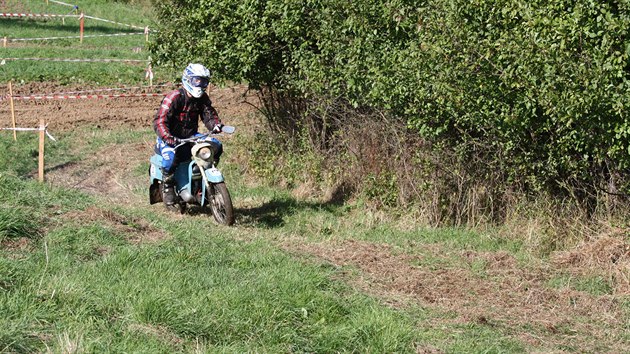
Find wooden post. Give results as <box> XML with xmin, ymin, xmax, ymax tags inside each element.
<box><xmin>38</xmin><ymin>119</ymin><xmax>45</xmax><ymax>183</ymax></box>
<box><xmin>2</xmin><ymin>37</ymin><xmax>6</xmax><ymax>48</ymax></box>
<box><xmin>149</xmin><ymin>64</ymin><xmax>153</xmax><ymax>87</ymax></box>
<box><xmin>8</xmin><ymin>81</ymin><xmax>16</xmax><ymax>141</ymax></box>
<box><xmin>79</xmin><ymin>13</ymin><xmax>84</xmax><ymax>43</ymax></box>
<box><xmin>145</xmin><ymin>26</ymin><xmax>149</xmax><ymax>43</ymax></box>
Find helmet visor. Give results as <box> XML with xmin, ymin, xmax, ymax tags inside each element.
<box><xmin>190</xmin><ymin>76</ymin><xmax>209</xmax><ymax>88</ymax></box>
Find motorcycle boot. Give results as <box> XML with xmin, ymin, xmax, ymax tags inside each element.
<box><xmin>162</xmin><ymin>169</ymin><xmax>177</xmax><ymax>206</ymax></box>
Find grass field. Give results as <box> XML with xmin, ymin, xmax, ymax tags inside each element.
<box><xmin>1</xmin><ymin>126</ymin><xmax>628</xmax><ymax>353</ymax></box>
<box><xmin>1</xmin><ymin>1</ymin><xmax>629</xmax><ymax>353</ymax></box>
<box><xmin>0</xmin><ymin>131</ymin><xmax>450</xmax><ymax>353</ymax></box>
<box><xmin>0</xmin><ymin>0</ymin><xmax>177</xmax><ymax>85</ymax></box>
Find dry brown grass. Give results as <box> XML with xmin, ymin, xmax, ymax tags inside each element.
<box><xmin>128</xmin><ymin>323</ymin><xmax>184</xmax><ymax>348</ymax></box>
<box><xmin>62</xmin><ymin>206</ymin><xmax>168</xmax><ymax>244</ymax></box>
<box><xmin>283</xmin><ymin>238</ymin><xmax>629</xmax><ymax>352</ymax></box>
<box><xmin>552</xmin><ymin>226</ymin><xmax>630</xmax><ymax>295</ymax></box>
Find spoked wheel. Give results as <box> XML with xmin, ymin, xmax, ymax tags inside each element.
<box><xmin>206</xmin><ymin>182</ymin><xmax>234</xmax><ymax>225</ymax></box>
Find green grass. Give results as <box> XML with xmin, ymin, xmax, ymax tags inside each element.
<box><xmin>0</xmin><ymin>129</ymin><xmax>76</xmax><ymax>177</ymax></box>
<box><xmin>1</xmin><ymin>1</ymin><xmax>628</xmax><ymax>352</ymax></box>
<box><xmin>2</xmin><ymin>0</ymin><xmax>154</xmax><ymax>23</ymax></box>
<box><xmin>0</xmin><ymin>186</ymin><xmax>418</xmax><ymax>352</ymax></box>
<box><xmin>2</xmin><ymin>224</ymin><xmax>418</xmax><ymax>352</ymax></box>
<box><xmin>0</xmin><ymin>203</ymin><xmax>41</xmax><ymax>242</ymax></box>
<box><xmin>547</xmin><ymin>274</ymin><xmax>615</xmax><ymax>296</ymax></box>
<box><xmin>2</xmin><ymin>115</ymin><xmax>629</xmax><ymax>353</ymax></box>
<box><xmin>0</xmin><ymin>0</ymin><xmax>179</xmax><ymax>85</ymax></box>
<box><xmin>0</xmin><ymin>131</ymin><xmax>419</xmax><ymax>352</ymax></box>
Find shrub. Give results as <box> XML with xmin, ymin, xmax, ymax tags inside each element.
<box><xmin>151</xmin><ymin>0</ymin><xmax>630</xmax><ymax>220</ymax></box>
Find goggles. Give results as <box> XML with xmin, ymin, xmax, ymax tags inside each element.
<box><xmin>190</xmin><ymin>76</ymin><xmax>209</xmax><ymax>88</ymax></box>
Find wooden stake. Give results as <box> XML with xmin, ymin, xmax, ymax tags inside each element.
<box><xmin>2</xmin><ymin>37</ymin><xmax>6</xmax><ymax>48</ymax></box>
<box><xmin>79</xmin><ymin>13</ymin><xmax>84</xmax><ymax>43</ymax></box>
<box><xmin>149</xmin><ymin>64</ymin><xmax>153</xmax><ymax>87</ymax></box>
<box><xmin>38</xmin><ymin>119</ymin><xmax>45</xmax><ymax>183</ymax></box>
<box><xmin>8</xmin><ymin>81</ymin><xmax>16</xmax><ymax>141</ymax></box>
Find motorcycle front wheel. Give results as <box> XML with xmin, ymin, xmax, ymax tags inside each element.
<box><xmin>206</xmin><ymin>182</ymin><xmax>234</xmax><ymax>225</ymax></box>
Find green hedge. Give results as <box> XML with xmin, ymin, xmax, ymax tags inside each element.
<box><xmin>151</xmin><ymin>0</ymin><xmax>630</xmax><ymax>194</ymax></box>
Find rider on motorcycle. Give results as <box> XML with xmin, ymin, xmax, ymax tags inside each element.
<box><xmin>153</xmin><ymin>63</ymin><xmax>224</xmax><ymax>206</ymax></box>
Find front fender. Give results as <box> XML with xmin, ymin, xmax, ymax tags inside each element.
<box><xmin>205</xmin><ymin>168</ymin><xmax>224</xmax><ymax>183</ymax></box>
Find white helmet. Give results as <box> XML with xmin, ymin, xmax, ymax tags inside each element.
<box><xmin>182</xmin><ymin>63</ymin><xmax>210</xmax><ymax>98</ymax></box>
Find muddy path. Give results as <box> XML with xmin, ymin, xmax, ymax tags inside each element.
<box><xmin>0</xmin><ymin>82</ymin><xmax>255</xmax><ymax>132</ymax></box>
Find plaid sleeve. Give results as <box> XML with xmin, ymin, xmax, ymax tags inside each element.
<box><xmin>153</xmin><ymin>90</ymin><xmax>181</xmax><ymax>145</ymax></box>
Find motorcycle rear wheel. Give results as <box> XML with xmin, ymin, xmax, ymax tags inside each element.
<box><xmin>207</xmin><ymin>182</ymin><xmax>234</xmax><ymax>225</ymax></box>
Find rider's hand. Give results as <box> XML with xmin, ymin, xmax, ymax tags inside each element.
<box><xmin>212</xmin><ymin>123</ymin><xmax>224</xmax><ymax>134</ymax></box>
<box><xmin>169</xmin><ymin>137</ymin><xmax>181</xmax><ymax>145</ymax></box>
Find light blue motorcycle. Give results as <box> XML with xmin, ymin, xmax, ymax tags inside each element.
<box><xmin>149</xmin><ymin>126</ymin><xmax>235</xmax><ymax>225</ymax></box>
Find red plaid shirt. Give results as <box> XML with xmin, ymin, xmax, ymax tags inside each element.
<box><xmin>153</xmin><ymin>88</ymin><xmax>221</xmax><ymax>145</ymax></box>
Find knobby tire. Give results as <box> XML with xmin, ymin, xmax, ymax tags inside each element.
<box><xmin>208</xmin><ymin>182</ymin><xmax>234</xmax><ymax>225</ymax></box>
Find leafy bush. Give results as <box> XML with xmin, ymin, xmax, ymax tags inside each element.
<box><xmin>151</xmin><ymin>0</ymin><xmax>630</xmax><ymax>217</ymax></box>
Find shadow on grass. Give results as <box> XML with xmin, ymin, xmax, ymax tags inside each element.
<box><xmin>236</xmin><ymin>182</ymin><xmax>354</xmax><ymax>228</ymax></box>
<box><xmin>44</xmin><ymin>161</ymin><xmax>78</xmax><ymax>173</ymax></box>
<box><xmin>22</xmin><ymin>162</ymin><xmax>78</xmax><ymax>180</ymax></box>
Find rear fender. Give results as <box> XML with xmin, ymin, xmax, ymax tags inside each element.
<box><xmin>149</xmin><ymin>181</ymin><xmax>162</xmax><ymax>204</ymax></box>
<box><xmin>149</xmin><ymin>154</ymin><xmax>163</xmax><ymax>182</ymax></box>
<box><xmin>149</xmin><ymin>155</ymin><xmax>163</xmax><ymax>204</ymax></box>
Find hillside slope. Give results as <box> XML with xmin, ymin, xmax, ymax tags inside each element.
<box><xmin>1</xmin><ymin>81</ymin><xmax>628</xmax><ymax>353</ymax></box>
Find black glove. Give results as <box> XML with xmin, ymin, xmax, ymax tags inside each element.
<box><xmin>169</xmin><ymin>136</ymin><xmax>181</xmax><ymax>145</ymax></box>
<box><xmin>212</xmin><ymin>123</ymin><xmax>224</xmax><ymax>134</ymax></box>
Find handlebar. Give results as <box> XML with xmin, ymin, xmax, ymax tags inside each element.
<box><xmin>172</xmin><ymin>125</ymin><xmax>235</xmax><ymax>149</ymax></box>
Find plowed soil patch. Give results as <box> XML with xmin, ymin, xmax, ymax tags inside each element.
<box><xmin>0</xmin><ymin>82</ymin><xmax>255</xmax><ymax>132</ymax></box>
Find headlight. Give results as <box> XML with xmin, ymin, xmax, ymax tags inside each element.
<box><xmin>198</xmin><ymin>147</ymin><xmax>212</xmax><ymax>160</ymax></box>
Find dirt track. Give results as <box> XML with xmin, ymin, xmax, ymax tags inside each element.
<box><xmin>0</xmin><ymin>82</ymin><xmax>255</xmax><ymax>132</ymax></box>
